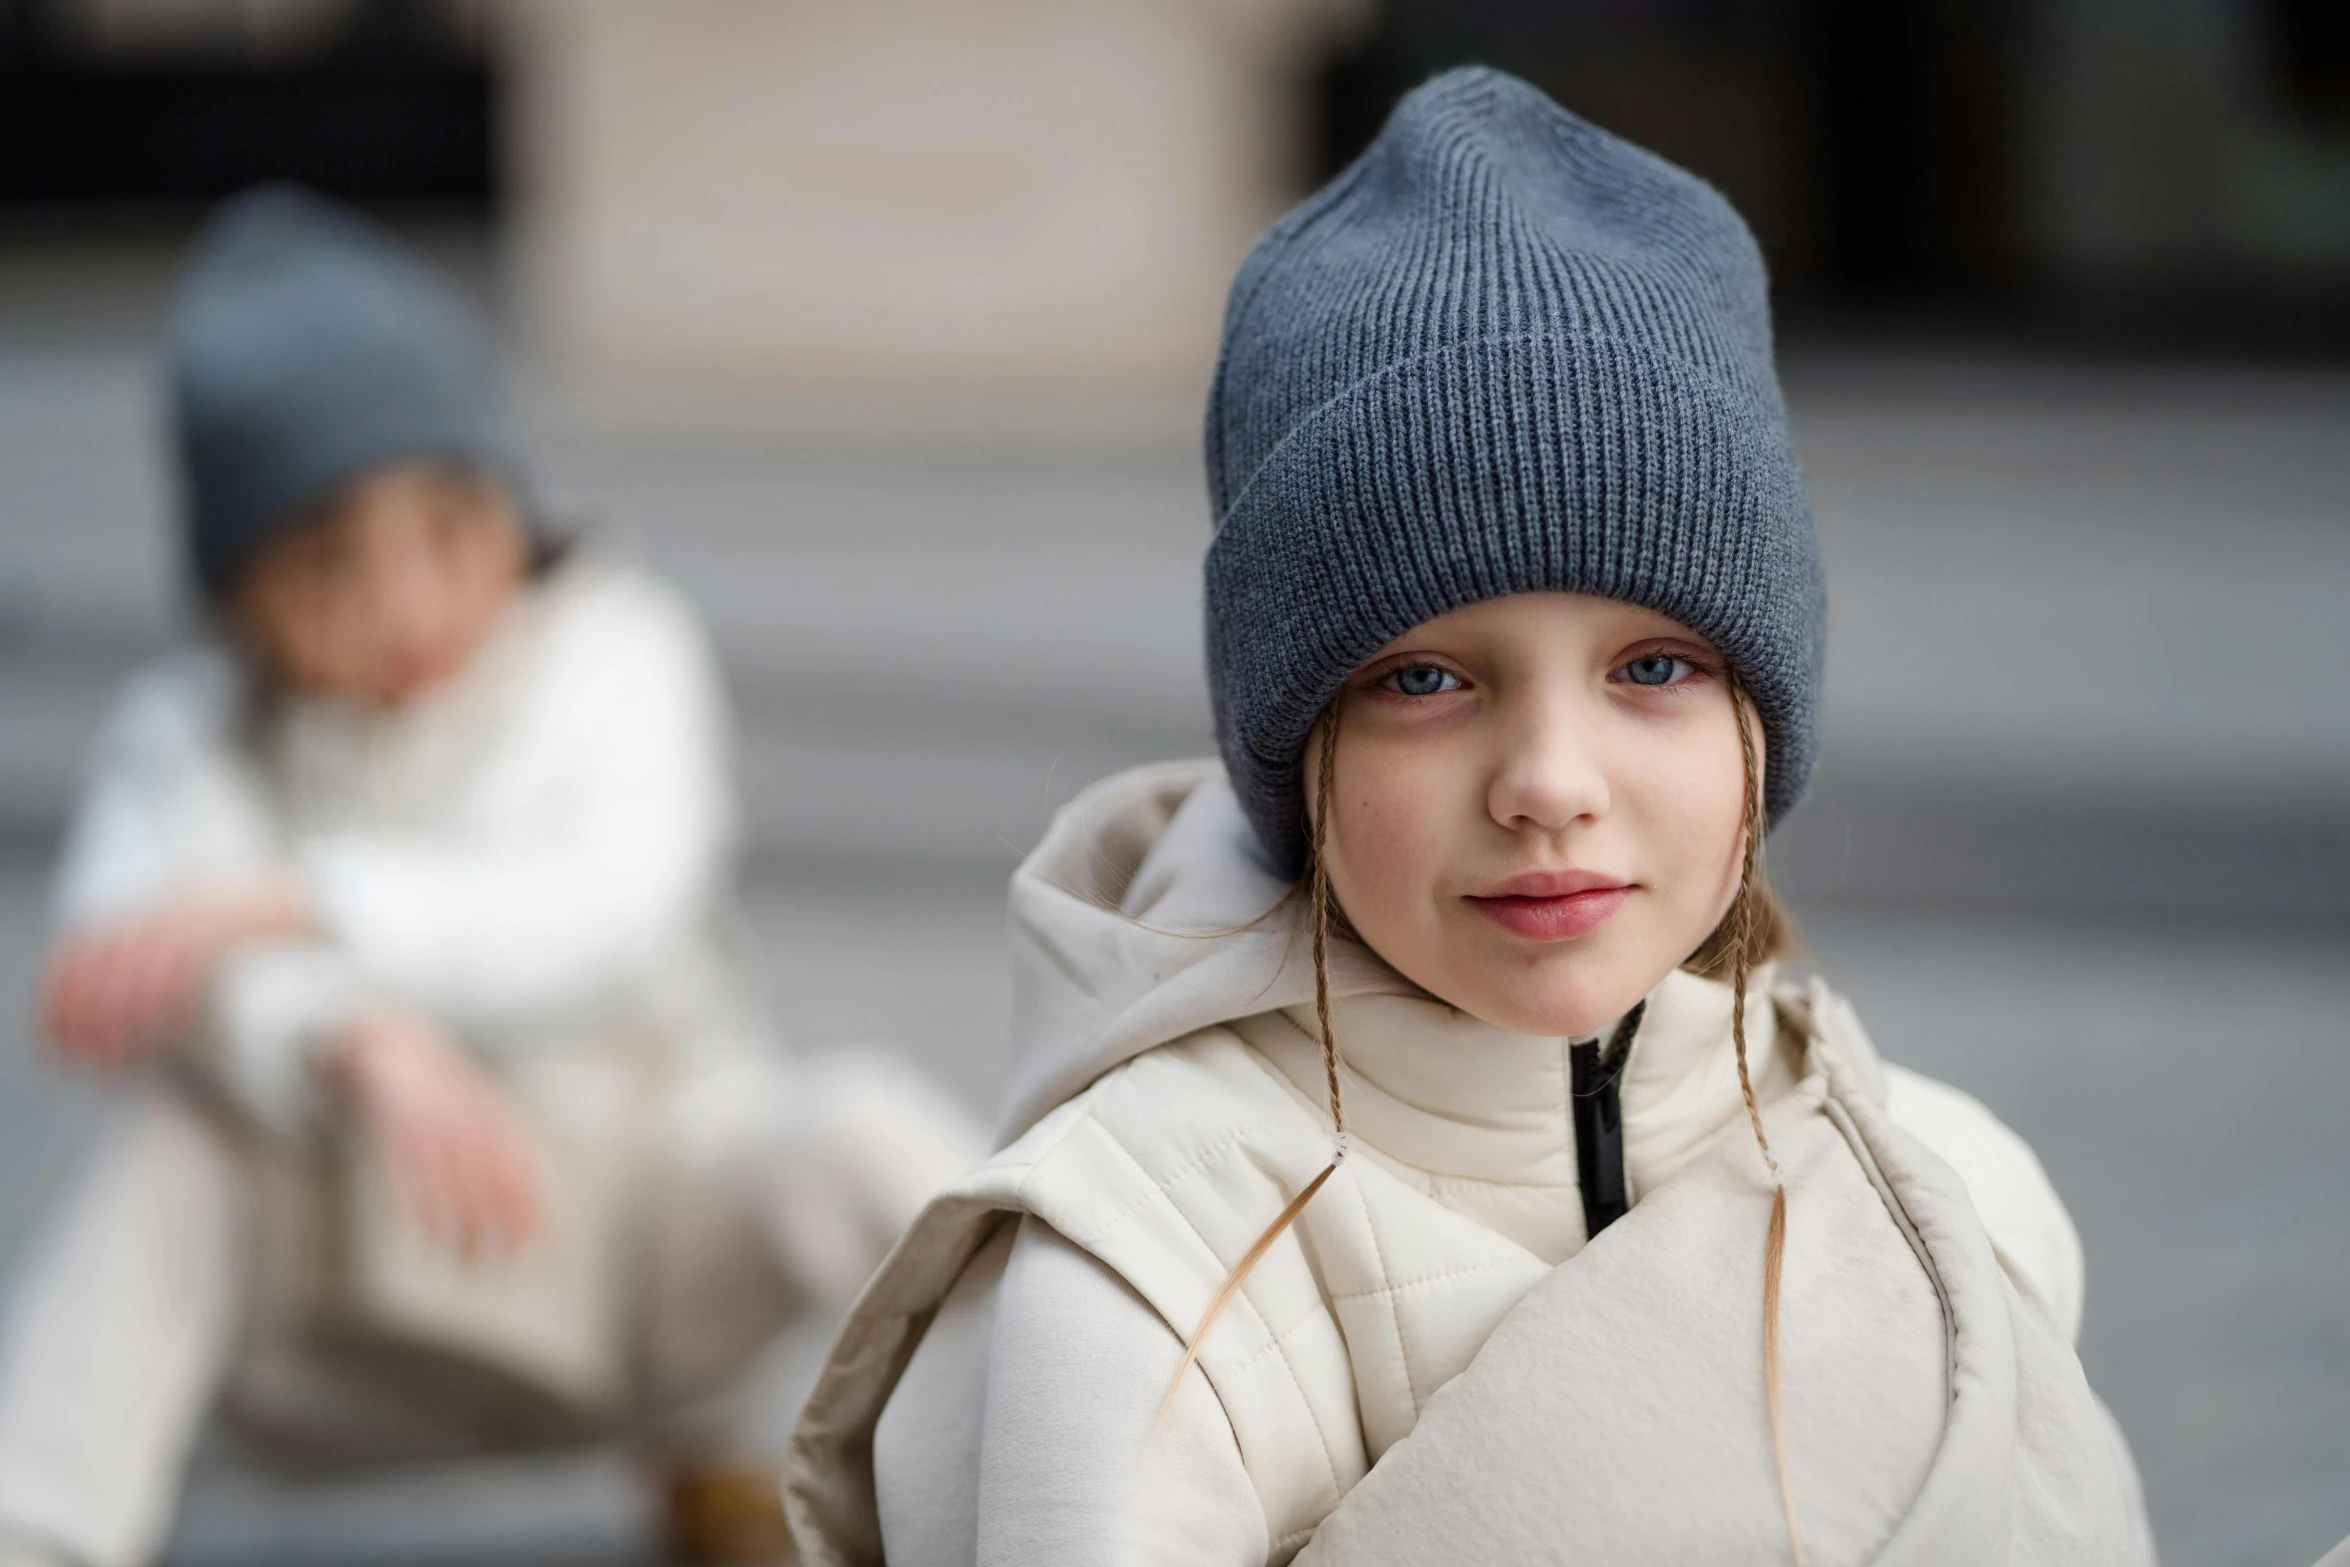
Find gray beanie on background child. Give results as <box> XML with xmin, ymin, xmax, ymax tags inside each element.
<box><xmin>1204</xmin><ymin>67</ymin><xmax>1825</xmax><ymax>873</ymax></box>
<box><xmin>165</xmin><ymin>184</ymin><xmax>513</xmax><ymax>597</ymax></box>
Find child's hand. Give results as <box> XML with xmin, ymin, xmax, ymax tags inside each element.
<box><xmin>330</xmin><ymin>1007</ymin><xmax>544</xmax><ymax>1262</ymax></box>
<box><xmin>39</xmin><ymin>877</ymin><xmax>310</xmax><ymax>1072</ymax></box>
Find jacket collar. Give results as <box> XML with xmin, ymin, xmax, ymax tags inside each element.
<box><xmin>1232</xmin><ymin>970</ymin><xmax>1797</xmax><ymax>1264</ymax></box>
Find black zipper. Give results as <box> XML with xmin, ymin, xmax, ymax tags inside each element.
<box><xmin>1570</xmin><ymin>1000</ymin><xmax>1645</xmax><ymax>1241</ymax></box>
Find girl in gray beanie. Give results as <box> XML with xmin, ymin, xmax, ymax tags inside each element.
<box><xmin>784</xmin><ymin>69</ymin><xmax>2151</xmax><ymax>1566</ymax></box>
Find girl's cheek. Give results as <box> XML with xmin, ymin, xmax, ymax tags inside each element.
<box><xmin>1333</xmin><ymin>783</ymin><xmax>1404</xmax><ymax>902</ymax></box>
<box><xmin>1608</xmin><ymin>718</ymin><xmax>1728</xmax><ymax>849</ymax></box>
<box><xmin>1334</xmin><ymin>745</ymin><xmax>1473</xmax><ymax>917</ymax></box>
<box><xmin>1656</xmin><ymin>735</ymin><xmax>1747</xmax><ymax>909</ymax></box>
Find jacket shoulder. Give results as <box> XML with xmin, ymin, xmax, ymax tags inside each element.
<box><xmin>534</xmin><ymin>554</ymin><xmax>721</xmax><ymax>682</ymax></box>
<box><xmin>988</xmin><ymin>1024</ymin><xmax>1326</xmax><ymax>1218</ymax></box>
<box><xmin>90</xmin><ymin>647</ymin><xmax>245</xmax><ymax>767</ymax></box>
<box><xmin>1787</xmin><ymin>972</ymin><xmax>2085</xmax><ymax>1341</ymax></box>
<box><xmin>1881</xmin><ymin>1062</ymin><xmax>2086</xmax><ymax>1341</ymax></box>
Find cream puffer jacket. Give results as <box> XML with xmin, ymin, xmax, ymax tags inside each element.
<box><xmin>785</xmin><ymin>761</ymin><xmax>2154</xmax><ymax>1566</ymax></box>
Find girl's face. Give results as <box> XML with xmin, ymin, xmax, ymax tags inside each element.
<box><xmin>1309</xmin><ymin>591</ymin><xmax>1753</xmax><ymax>1038</ymax></box>
<box><xmin>231</xmin><ymin>461</ymin><xmax>527</xmax><ymax>709</ymax></box>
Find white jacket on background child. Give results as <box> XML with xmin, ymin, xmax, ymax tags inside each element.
<box><xmin>0</xmin><ymin>553</ymin><xmax>977</xmax><ymax>1567</ymax></box>
<box><xmin>57</xmin><ymin>552</ymin><xmax>750</xmax><ymax>1135</ymax></box>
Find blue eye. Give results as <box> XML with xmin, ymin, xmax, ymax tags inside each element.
<box><xmin>1620</xmin><ymin>653</ymin><xmax>1686</xmax><ymax>687</ymax></box>
<box><xmin>1386</xmin><ymin>664</ymin><xmax>1461</xmax><ymax>697</ymax></box>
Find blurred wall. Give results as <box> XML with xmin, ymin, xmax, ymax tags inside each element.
<box><xmin>8</xmin><ymin>0</ymin><xmax>2346</xmax><ymax>370</ymax></box>
<box><xmin>498</xmin><ymin>0</ymin><xmax>1364</xmax><ymax>442</ymax></box>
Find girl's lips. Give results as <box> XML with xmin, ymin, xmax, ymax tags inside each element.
<box><xmin>1465</xmin><ymin>875</ymin><xmax>1635</xmax><ymax>942</ymax></box>
<box><xmin>1474</xmin><ymin>868</ymin><xmax>1628</xmax><ymax>899</ymax></box>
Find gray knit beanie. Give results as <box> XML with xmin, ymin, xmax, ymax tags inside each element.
<box><xmin>1205</xmin><ymin>68</ymin><xmax>1825</xmax><ymax>873</ymax></box>
<box><xmin>166</xmin><ymin>185</ymin><xmax>512</xmax><ymax>596</ymax></box>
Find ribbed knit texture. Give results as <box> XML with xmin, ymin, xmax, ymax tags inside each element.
<box><xmin>167</xmin><ymin>185</ymin><xmax>512</xmax><ymax>595</ymax></box>
<box><xmin>1204</xmin><ymin>68</ymin><xmax>1825</xmax><ymax>871</ymax></box>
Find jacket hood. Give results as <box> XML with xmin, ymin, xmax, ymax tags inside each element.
<box><xmin>999</xmin><ymin>759</ymin><xmax>1409</xmax><ymax>1144</ymax></box>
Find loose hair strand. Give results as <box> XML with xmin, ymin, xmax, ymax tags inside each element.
<box><xmin>1158</xmin><ymin>707</ymin><xmax>1352</xmax><ymax>1435</ymax></box>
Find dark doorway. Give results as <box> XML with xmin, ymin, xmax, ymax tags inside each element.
<box><xmin>0</xmin><ymin>0</ymin><xmax>495</xmax><ymax>213</ymax></box>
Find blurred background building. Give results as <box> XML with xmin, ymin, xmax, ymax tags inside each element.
<box><xmin>1</xmin><ymin>3</ymin><xmax>2346</xmax><ymax>1564</ymax></box>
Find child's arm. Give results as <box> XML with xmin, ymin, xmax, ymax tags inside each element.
<box><xmin>330</xmin><ymin>1003</ymin><xmax>544</xmax><ymax>1257</ymax></box>
<box><xmin>45</xmin><ymin>656</ymin><xmax>591</xmax><ymax>1247</ymax></box>
<box><xmin>876</xmin><ymin>1214</ymin><xmax>1267</xmax><ymax>1567</ymax></box>
<box><xmin>51</xmin><ymin>654</ymin><xmax>282</xmax><ymax>928</ymax></box>
<box><xmin>291</xmin><ymin>571</ymin><xmax>736</xmax><ymax>1038</ymax></box>
<box><xmin>45</xmin><ymin>654</ymin><xmax>318</xmax><ymax>1078</ymax></box>
<box><xmin>42</xmin><ymin>656</ymin><xmax>362</xmax><ymax>1131</ymax></box>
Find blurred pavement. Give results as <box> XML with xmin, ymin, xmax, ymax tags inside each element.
<box><xmin>1</xmin><ymin>237</ymin><xmax>2346</xmax><ymax>1566</ymax></box>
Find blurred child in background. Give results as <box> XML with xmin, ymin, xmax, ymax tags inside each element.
<box><xmin>0</xmin><ymin>187</ymin><xmax>978</xmax><ymax>1567</ymax></box>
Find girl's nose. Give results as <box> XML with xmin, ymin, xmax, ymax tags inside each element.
<box><xmin>1485</xmin><ymin>698</ymin><xmax>1610</xmax><ymax>834</ymax></box>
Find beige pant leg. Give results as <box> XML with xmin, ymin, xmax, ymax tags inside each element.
<box><xmin>0</xmin><ymin>1090</ymin><xmax>248</xmax><ymax>1567</ymax></box>
<box><xmin>631</xmin><ymin>1046</ymin><xmax>984</xmax><ymax>1456</ymax></box>
<box><xmin>632</xmin><ymin>1049</ymin><xmax>809</xmax><ymax>1457</ymax></box>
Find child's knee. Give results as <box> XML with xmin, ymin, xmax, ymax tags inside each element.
<box><xmin>48</xmin><ymin>1087</ymin><xmax>255</xmax><ymax>1279</ymax></box>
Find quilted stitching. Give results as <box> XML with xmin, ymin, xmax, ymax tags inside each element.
<box><xmin>1324</xmin><ymin>1256</ymin><xmax>1526</xmax><ymax>1303</ymax></box>
<box><xmin>1343</xmin><ymin>1167</ymin><xmax>1422</xmax><ymax>1418</ymax></box>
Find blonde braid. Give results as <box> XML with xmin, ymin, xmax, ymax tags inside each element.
<box><xmin>1730</xmin><ymin>675</ymin><xmax>1802</xmax><ymax>1566</ymax></box>
<box><xmin>1309</xmin><ymin>704</ymin><xmax>1347</xmax><ymax>1154</ymax></box>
